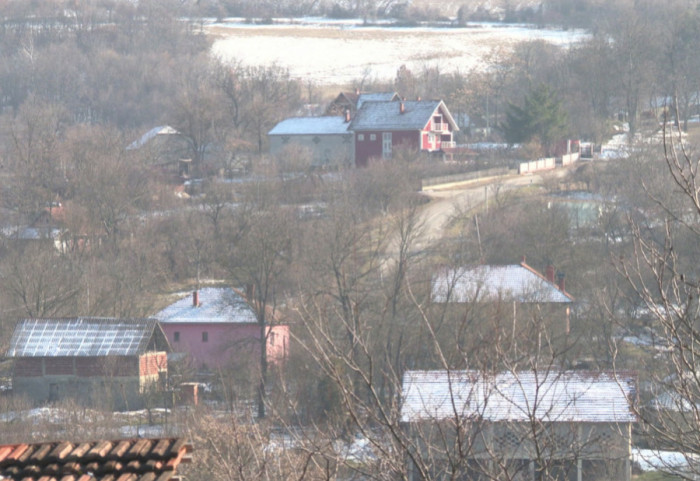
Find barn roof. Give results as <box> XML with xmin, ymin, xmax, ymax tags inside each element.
<box><xmin>349</xmin><ymin>100</ymin><xmax>458</xmax><ymax>132</ymax></box>
<box><xmin>268</xmin><ymin>116</ymin><xmax>352</xmax><ymax>136</ymax></box>
<box><xmin>154</xmin><ymin>287</ymin><xmax>257</xmax><ymax>325</ymax></box>
<box><xmin>401</xmin><ymin>370</ymin><xmax>637</xmax><ymax>423</ymax></box>
<box><xmin>0</xmin><ymin>437</ymin><xmax>192</xmax><ymax>481</ymax></box>
<box><xmin>431</xmin><ymin>264</ymin><xmax>573</xmax><ymax>304</ymax></box>
<box><xmin>6</xmin><ymin>318</ymin><xmax>170</xmax><ymax>358</ymax></box>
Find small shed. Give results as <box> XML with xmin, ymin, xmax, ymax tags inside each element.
<box><xmin>6</xmin><ymin>317</ymin><xmax>170</xmax><ymax>410</ymax></box>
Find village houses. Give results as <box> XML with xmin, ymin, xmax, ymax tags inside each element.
<box><xmin>268</xmin><ymin>92</ymin><xmax>459</xmax><ymax>167</ymax></box>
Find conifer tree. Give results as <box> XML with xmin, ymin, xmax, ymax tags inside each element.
<box><xmin>502</xmin><ymin>84</ymin><xmax>568</xmax><ymax>156</ymax></box>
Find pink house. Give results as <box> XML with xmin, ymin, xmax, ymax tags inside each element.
<box><xmin>154</xmin><ymin>287</ymin><xmax>289</xmax><ymax>371</ymax></box>
<box><xmin>348</xmin><ymin>99</ymin><xmax>459</xmax><ymax>167</ymax></box>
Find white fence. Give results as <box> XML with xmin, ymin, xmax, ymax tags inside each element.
<box><xmin>519</xmin><ymin>157</ymin><xmax>555</xmax><ymax>174</ymax></box>
<box><xmin>561</xmin><ymin>152</ymin><xmax>580</xmax><ymax>166</ymax></box>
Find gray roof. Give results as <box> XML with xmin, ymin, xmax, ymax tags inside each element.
<box><xmin>349</xmin><ymin>100</ymin><xmax>457</xmax><ymax>132</ymax></box>
<box><xmin>268</xmin><ymin>116</ymin><xmax>352</xmax><ymax>136</ymax></box>
<box><xmin>154</xmin><ymin>287</ymin><xmax>257</xmax><ymax>325</ymax></box>
<box><xmin>127</xmin><ymin>125</ymin><xmax>180</xmax><ymax>150</ymax></box>
<box><xmin>7</xmin><ymin>318</ymin><xmax>168</xmax><ymax>358</ymax></box>
<box><xmin>432</xmin><ymin>265</ymin><xmax>573</xmax><ymax>304</ymax></box>
<box><xmin>356</xmin><ymin>92</ymin><xmax>399</xmax><ymax>109</ymax></box>
<box><xmin>401</xmin><ymin>370</ymin><xmax>637</xmax><ymax>423</ymax></box>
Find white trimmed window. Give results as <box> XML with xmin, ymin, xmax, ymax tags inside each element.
<box><xmin>370</xmin><ymin>134</ymin><xmax>377</xmax><ymax>141</ymax></box>
<box><xmin>383</xmin><ymin>132</ymin><xmax>392</xmax><ymax>158</ymax></box>
<box><xmin>358</xmin><ymin>134</ymin><xmax>365</xmax><ymax>141</ymax></box>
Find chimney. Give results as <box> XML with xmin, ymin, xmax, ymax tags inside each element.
<box><xmin>355</xmin><ymin>87</ymin><xmax>360</xmax><ymax>96</ymax></box>
<box><xmin>344</xmin><ymin>108</ymin><xmax>351</xmax><ymax>123</ymax></box>
<box><xmin>520</xmin><ymin>255</ymin><xmax>527</xmax><ymax>265</ymax></box>
<box><xmin>545</xmin><ymin>265</ymin><xmax>555</xmax><ymax>283</ymax></box>
<box><xmin>556</xmin><ymin>272</ymin><xmax>566</xmax><ymax>291</ymax></box>
<box><xmin>400</xmin><ymin>101</ymin><xmax>405</xmax><ymax>114</ymax></box>
<box><xmin>417</xmin><ymin>96</ymin><xmax>421</xmax><ymax>101</ymax></box>
<box><xmin>193</xmin><ymin>290</ymin><xmax>199</xmax><ymax>307</ymax></box>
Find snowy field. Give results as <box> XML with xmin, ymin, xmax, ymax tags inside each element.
<box><xmin>209</xmin><ymin>18</ymin><xmax>587</xmax><ymax>86</ymax></box>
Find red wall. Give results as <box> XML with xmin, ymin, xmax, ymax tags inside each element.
<box><xmin>13</xmin><ymin>356</ymin><xmax>157</xmax><ymax>378</ymax></box>
<box><xmin>355</xmin><ymin>130</ymin><xmax>420</xmax><ymax>166</ymax></box>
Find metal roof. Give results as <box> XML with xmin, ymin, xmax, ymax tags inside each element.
<box><xmin>356</xmin><ymin>92</ymin><xmax>399</xmax><ymax>109</ymax></box>
<box><xmin>268</xmin><ymin>116</ymin><xmax>352</xmax><ymax>136</ymax></box>
<box><xmin>432</xmin><ymin>265</ymin><xmax>573</xmax><ymax>304</ymax></box>
<box><xmin>401</xmin><ymin>370</ymin><xmax>637</xmax><ymax>423</ymax></box>
<box><xmin>127</xmin><ymin>125</ymin><xmax>180</xmax><ymax>150</ymax></box>
<box><xmin>7</xmin><ymin>318</ymin><xmax>165</xmax><ymax>358</ymax></box>
<box><xmin>349</xmin><ymin>100</ymin><xmax>458</xmax><ymax>132</ymax></box>
<box><xmin>154</xmin><ymin>287</ymin><xmax>257</xmax><ymax>325</ymax></box>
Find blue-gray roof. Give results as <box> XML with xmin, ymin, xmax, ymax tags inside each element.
<box><xmin>401</xmin><ymin>370</ymin><xmax>637</xmax><ymax>423</ymax></box>
<box><xmin>268</xmin><ymin>116</ymin><xmax>352</xmax><ymax>136</ymax></box>
<box><xmin>349</xmin><ymin>100</ymin><xmax>456</xmax><ymax>132</ymax></box>
<box><xmin>432</xmin><ymin>265</ymin><xmax>573</xmax><ymax>304</ymax></box>
<box><xmin>154</xmin><ymin>287</ymin><xmax>257</xmax><ymax>325</ymax></box>
<box><xmin>356</xmin><ymin>92</ymin><xmax>399</xmax><ymax>109</ymax></box>
<box><xmin>7</xmin><ymin>318</ymin><xmax>168</xmax><ymax>357</ymax></box>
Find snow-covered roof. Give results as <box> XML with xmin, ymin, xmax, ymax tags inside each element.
<box><xmin>431</xmin><ymin>264</ymin><xmax>573</xmax><ymax>304</ymax></box>
<box><xmin>401</xmin><ymin>370</ymin><xmax>637</xmax><ymax>423</ymax></box>
<box><xmin>356</xmin><ymin>92</ymin><xmax>399</xmax><ymax>109</ymax></box>
<box><xmin>7</xmin><ymin>318</ymin><xmax>168</xmax><ymax>357</ymax></box>
<box><xmin>154</xmin><ymin>287</ymin><xmax>257</xmax><ymax>324</ymax></box>
<box><xmin>127</xmin><ymin>125</ymin><xmax>181</xmax><ymax>150</ymax></box>
<box><xmin>268</xmin><ymin>116</ymin><xmax>352</xmax><ymax>136</ymax></box>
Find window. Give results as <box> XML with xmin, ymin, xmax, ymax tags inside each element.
<box><xmin>382</xmin><ymin>132</ymin><xmax>392</xmax><ymax>159</ymax></box>
<box><xmin>358</xmin><ymin>134</ymin><xmax>365</xmax><ymax>141</ymax></box>
<box><xmin>370</xmin><ymin>134</ymin><xmax>377</xmax><ymax>141</ymax></box>
<box><xmin>202</xmin><ymin>331</ymin><xmax>208</xmax><ymax>342</ymax></box>
<box><xmin>174</xmin><ymin>331</ymin><xmax>180</xmax><ymax>342</ymax></box>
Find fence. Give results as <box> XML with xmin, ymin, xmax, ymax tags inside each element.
<box><xmin>518</xmin><ymin>157</ymin><xmax>555</xmax><ymax>174</ymax></box>
<box><xmin>421</xmin><ymin>167</ymin><xmax>511</xmax><ymax>190</ymax></box>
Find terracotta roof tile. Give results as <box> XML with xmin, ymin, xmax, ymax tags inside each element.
<box><xmin>0</xmin><ymin>438</ymin><xmax>191</xmax><ymax>481</ymax></box>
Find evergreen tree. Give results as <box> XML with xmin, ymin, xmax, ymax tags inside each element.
<box><xmin>502</xmin><ymin>84</ymin><xmax>568</xmax><ymax>155</ymax></box>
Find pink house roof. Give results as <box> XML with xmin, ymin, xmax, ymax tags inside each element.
<box><xmin>154</xmin><ymin>287</ymin><xmax>257</xmax><ymax>324</ymax></box>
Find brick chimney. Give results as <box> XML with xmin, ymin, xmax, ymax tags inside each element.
<box><xmin>193</xmin><ymin>290</ymin><xmax>199</xmax><ymax>307</ymax></box>
<box><xmin>545</xmin><ymin>265</ymin><xmax>555</xmax><ymax>283</ymax></box>
<box><xmin>556</xmin><ymin>272</ymin><xmax>566</xmax><ymax>291</ymax></box>
<box><xmin>400</xmin><ymin>101</ymin><xmax>405</xmax><ymax>114</ymax></box>
<box><xmin>520</xmin><ymin>255</ymin><xmax>527</xmax><ymax>265</ymax></box>
<box><xmin>344</xmin><ymin>108</ymin><xmax>351</xmax><ymax>123</ymax></box>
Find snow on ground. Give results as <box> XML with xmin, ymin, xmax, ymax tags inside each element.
<box><xmin>209</xmin><ymin>18</ymin><xmax>587</xmax><ymax>85</ymax></box>
<box><xmin>633</xmin><ymin>448</ymin><xmax>700</xmax><ymax>474</ymax></box>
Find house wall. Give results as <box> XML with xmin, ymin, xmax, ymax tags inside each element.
<box><xmin>355</xmin><ymin>130</ymin><xmax>420</xmax><ymax>166</ymax></box>
<box><xmin>162</xmin><ymin>323</ymin><xmax>289</xmax><ymax>371</ymax></box>
<box><xmin>12</xmin><ymin>354</ymin><xmax>167</xmax><ymax>410</ymax></box>
<box><xmin>407</xmin><ymin>421</ymin><xmax>631</xmax><ymax>481</ymax></box>
<box><xmin>269</xmin><ymin>133</ymin><xmax>354</xmax><ymax>167</ymax></box>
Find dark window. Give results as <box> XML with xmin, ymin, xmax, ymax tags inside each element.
<box><xmin>202</xmin><ymin>331</ymin><xmax>208</xmax><ymax>342</ymax></box>
<box><xmin>174</xmin><ymin>331</ymin><xmax>180</xmax><ymax>342</ymax></box>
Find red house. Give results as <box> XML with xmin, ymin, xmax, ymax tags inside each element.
<box><xmin>154</xmin><ymin>287</ymin><xmax>289</xmax><ymax>372</ymax></box>
<box><xmin>348</xmin><ymin>99</ymin><xmax>459</xmax><ymax>167</ymax></box>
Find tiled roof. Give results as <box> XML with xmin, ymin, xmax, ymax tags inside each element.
<box><xmin>154</xmin><ymin>287</ymin><xmax>257</xmax><ymax>325</ymax></box>
<box><xmin>431</xmin><ymin>264</ymin><xmax>573</xmax><ymax>304</ymax></box>
<box><xmin>0</xmin><ymin>438</ymin><xmax>191</xmax><ymax>481</ymax></box>
<box><xmin>401</xmin><ymin>370</ymin><xmax>637</xmax><ymax>423</ymax></box>
<box><xmin>268</xmin><ymin>116</ymin><xmax>351</xmax><ymax>136</ymax></box>
<box><xmin>6</xmin><ymin>318</ymin><xmax>169</xmax><ymax>358</ymax></box>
